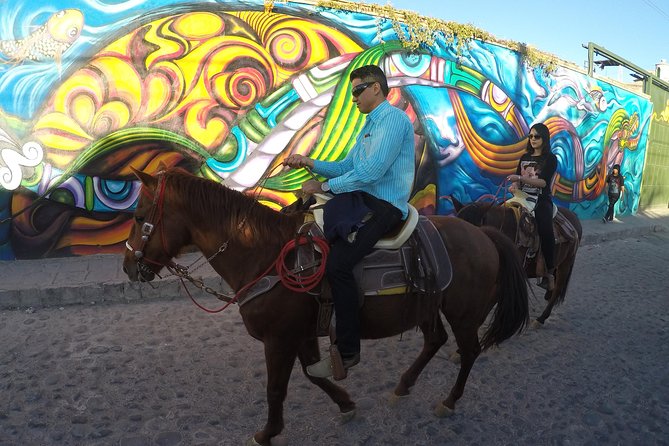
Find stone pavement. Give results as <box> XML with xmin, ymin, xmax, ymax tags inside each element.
<box><xmin>1</xmin><ymin>207</ymin><xmax>668</xmax><ymax>310</ymax></box>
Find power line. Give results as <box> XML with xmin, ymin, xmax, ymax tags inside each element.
<box><xmin>641</xmin><ymin>0</ymin><xmax>669</xmax><ymax>22</ymax></box>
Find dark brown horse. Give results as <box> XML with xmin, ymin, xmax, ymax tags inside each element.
<box><xmin>123</xmin><ymin>167</ymin><xmax>529</xmax><ymax>445</ymax></box>
<box><xmin>452</xmin><ymin>197</ymin><xmax>582</xmax><ymax>327</ymax></box>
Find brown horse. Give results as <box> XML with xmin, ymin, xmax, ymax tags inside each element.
<box><xmin>123</xmin><ymin>167</ymin><xmax>529</xmax><ymax>445</ymax></box>
<box><xmin>452</xmin><ymin>197</ymin><xmax>582</xmax><ymax>327</ymax></box>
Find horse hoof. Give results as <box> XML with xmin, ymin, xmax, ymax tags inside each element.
<box><xmin>449</xmin><ymin>352</ymin><xmax>461</xmax><ymax>364</ymax></box>
<box><xmin>246</xmin><ymin>436</ymin><xmax>262</xmax><ymax>446</ymax></box>
<box><xmin>434</xmin><ymin>401</ymin><xmax>454</xmax><ymax>418</ymax></box>
<box><xmin>339</xmin><ymin>408</ymin><xmax>356</xmax><ymax>424</ymax></box>
<box><xmin>388</xmin><ymin>392</ymin><xmax>410</xmax><ymax>407</ymax></box>
<box><xmin>531</xmin><ymin>319</ymin><xmax>543</xmax><ymax>329</ymax></box>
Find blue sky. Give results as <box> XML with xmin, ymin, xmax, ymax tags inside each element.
<box><xmin>365</xmin><ymin>0</ymin><xmax>669</xmax><ymax>79</ymax></box>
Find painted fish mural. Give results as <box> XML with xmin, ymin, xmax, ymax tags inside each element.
<box><xmin>0</xmin><ymin>9</ymin><xmax>83</xmax><ymax>65</ymax></box>
<box><xmin>0</xmin><ymin>1</ymin><xmax>652</xmax><ymax>259</ymax></box>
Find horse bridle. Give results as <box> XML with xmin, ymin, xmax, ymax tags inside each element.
<box><xmin>124</xmin><ymin>167</ymin><xmax>328</xmax><ymax>310</ymax></box>
<box><xmin>125</xmin><ymin>171</ymin><xmax>236</xmax><ymax>289</ymax></box>
<box><xmin>125</xmin><ymin>171</ymin><xmax>172</xmax><ymax>277</ymax></box>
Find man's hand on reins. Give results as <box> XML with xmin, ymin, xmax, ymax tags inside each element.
<box><xmin>283</xmin><ymin>155</ymin><xmax>330</xmax><ymax>195</ymax></box>
<box><xmin>283</xmin><ymin>154</ymin><xmax>314</xmax><ymax>169</ymax></box>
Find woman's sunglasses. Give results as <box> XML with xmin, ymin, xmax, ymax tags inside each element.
<box><xmin>351</xmin><ymin>81</ymin><xmax>376</xmax><ymax>97</ymax></box>
<box><xmin>528</xmin><ymin>134</ymin><xmax>542</xmax><ymax>140</ymax></box>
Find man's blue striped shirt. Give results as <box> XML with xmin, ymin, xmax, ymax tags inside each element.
<box><xmin>313</xmin><ymin>100</ymin><xmax>415</xmax><ymax>219</ymax></box>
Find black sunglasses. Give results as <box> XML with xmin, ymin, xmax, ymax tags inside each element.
<box><xmin>351</xmin><ymin>81</ymin><xmax>375</xmax><ymax>97</ymax></box>
<box><xmin>528</xmin><ymin>134</ymin><xmax>542</xmax><ymax>140</ymax></box>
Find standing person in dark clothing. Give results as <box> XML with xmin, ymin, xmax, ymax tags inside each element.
<box><xmin>602</xmin><ymin>164</ymin><xmax>625</xmax><ymax>223</ymax></box>
<box><xmin>283</xmin><ymin>64</ymin><xmax>415</xmax><ymax>379</ymax></box>
<box><xmin>507</xmin><ymin>122</ymin><xmax>558</xmax><ymax>291</ymax></box>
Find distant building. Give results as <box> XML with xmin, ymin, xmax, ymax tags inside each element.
<box><xmin>656</xmin><ymin>59</ymin><xmax>669</xmax><ymax>81</ymax></box>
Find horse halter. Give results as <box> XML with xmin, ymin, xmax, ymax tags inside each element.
<box><xmin>125</xmin><ymin>171</ymin><xmax>168</xmax><ymax>264</ymax></box>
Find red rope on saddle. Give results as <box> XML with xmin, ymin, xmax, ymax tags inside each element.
<box><xmin>185</xmin><ymin>235</ymin><xmax>329</xmax><ymax>313</ymax></box>
<box><xmin>275</xmin><ymin>235</ymin><xmax>329</xmax><ymax>292</ymax></box>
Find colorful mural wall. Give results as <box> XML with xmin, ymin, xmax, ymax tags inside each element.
<box><xmin>0</xmin><ymin>0</ymin><xmax>653</xmax><ymax>259</ymax></box>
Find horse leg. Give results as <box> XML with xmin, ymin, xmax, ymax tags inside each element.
<box><xmin>250</xmin><ymin>340</ymin><xmax>298</xmax><ymax>446</ymax></box>
<box><xmin>534</xmin><ymin>282</ymin><xmax>564</xmax><ymax>326</ymax></box>
<box><xmin>297</xmin><ymin>338</ymin><xmax>356</xmax><ymax>416</ymax></box>
<box><xmin>435</xmin><ymin>324</ymin><xmax>481</xmax><ymax>417</ymax></box>
<box><xmin>534</xmin><ymin>254</ymin><xmax>575</xmax><ymax>327</ymax></box>
<box><xmin>533</xmin><ymin>293</ymin><xmax>556</xmax><ymax>327</ymax></box>
<box><xmin>394</xmin><ymin>317</ymin><xmax>448</xmax><ymax>397</ymax></box>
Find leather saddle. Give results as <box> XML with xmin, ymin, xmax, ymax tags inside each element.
<box><xmin>504</xmin><ymin>200</ymin><xmax>578</xmax><ymax>251</ymax></box>
<box><xmin>240</xmin><ymin>195</ymin><xmax>453</xmax><ymax>313</ymax></box>
<box><xmin>309</xmin><ymin>193</ymin><xmax>452</xmax><ymax>296</ymax></box>
<box><xmin>503</xmin><ymin>197</ymin><xmax>579</xmax><ymax>277</ymax></box>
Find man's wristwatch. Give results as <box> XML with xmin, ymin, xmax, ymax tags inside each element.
<box><xmin>320</xmin><ymin>181</ymin><xmax>330</xmax><ymax>192</ymax></box>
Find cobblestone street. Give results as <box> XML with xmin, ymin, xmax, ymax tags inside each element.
<box><xmin>1</xmin><ymin>232</ymin><xmax>668</xmax><ymax>445</ymax></box>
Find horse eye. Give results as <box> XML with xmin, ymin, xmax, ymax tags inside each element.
<box><xmin>135</xmin><ymin>216</ymin><xmax>144</xmax><ymax>223</ymax></box>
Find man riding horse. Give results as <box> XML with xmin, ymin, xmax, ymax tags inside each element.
<box><xmin>283</xmin><ymin>64</ymin><xmax>415</xmax><ymax>380</ymax></box>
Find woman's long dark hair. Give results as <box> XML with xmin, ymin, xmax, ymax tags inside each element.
<box><xmin>526</xmin><ymin>122</ymin><xmax>551</xmax><ymax>154</ymax></box>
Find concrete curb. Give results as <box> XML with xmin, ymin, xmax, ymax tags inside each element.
<box><xmin>0</xmin><ymin>276</ymin><xmax>226</xmax><ymax>309</ymax></box>
<box><xmin>0</xmin><ymin>269</ymin><xmax>227</xmax><ymax>310</ymax></box>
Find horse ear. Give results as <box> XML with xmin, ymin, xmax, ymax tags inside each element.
<box><xmin>447</xmin><ymin>195</ymin><xmax>463</xmax><ymax>212</ymax></box>
<box><xmin>157</xmin><ymin>161</ymin><xmax>169</xmax><ymax>173</ymax></box>
<box><xmin>130</xmin><ymin>166</ymin><xmax>158</xmax><ymax>188</ymax></box>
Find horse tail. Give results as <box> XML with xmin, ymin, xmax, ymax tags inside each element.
<box><xmin>554</xmin><ymin>261</ymin><xmax>575</xmax><ymax>306</ymax></box>
<box><xmin>553</xmin><ymin>211</ymin><xmax>582</xmax><ymax>307</ymax></box>
<box><xmin>479</xmin><ymin>226</ymin><xmax>529</xmax><ymax>350</ymax></box>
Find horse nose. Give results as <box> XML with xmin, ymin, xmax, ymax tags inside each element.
<box><xmin>122</xmin><ymin>265</ymin><xmax>128</xmax><ymax>275</ymax></box>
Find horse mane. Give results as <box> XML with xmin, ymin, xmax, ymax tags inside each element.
<box><xmin>162</xmin><ymin>168</ymin><xmax>298</xmax><ymax>245</ymax></box>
